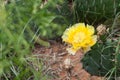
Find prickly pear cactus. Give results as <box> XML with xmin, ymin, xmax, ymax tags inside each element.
<box><xmin>82</xmin><ymin>43</ymin><xmax>115</xmax><ymax>76</ymax></box>
<box><xmin>74</xmin><ymin>0</ymin><xmax>120</xmax><ymax>24</ymax></box>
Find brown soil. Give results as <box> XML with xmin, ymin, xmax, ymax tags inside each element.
<box><xmin>33</xmin><ymin>41</ymin><xmax>105</xmax><ymax>80</ymax></box>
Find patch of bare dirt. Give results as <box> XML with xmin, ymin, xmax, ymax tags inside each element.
<box><xmin>32</xmin><ymin>41</ymin><xmax>105</xmax><ymax>80</ymax></box>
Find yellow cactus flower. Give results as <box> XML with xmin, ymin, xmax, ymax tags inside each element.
<box><xmin>62</xmin><ymin>23</ymin><xmax>97</xmax><ymax>55</ymax></box>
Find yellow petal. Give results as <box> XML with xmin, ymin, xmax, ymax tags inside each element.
<box><xmin>66</xmin><ymin>47</ymin><xmax>77</xmax><ymax>55</ymax></box>
<box><xmin>89</xmin><ymin>35</ymin><xmax>97</xmax><ymax>46</ymax></box>
<box><xmin>74</xmin><ymin>23</ymin><xmax>85</xmax><ymax>28</ymax></box>
<box><xmin>77</xmin><ymin>23</ymin><xmax>86</xmax><ymax>31</ymax></box>
<box><xmin>87</xmin><ymin>24</ymin><xmax>95</xmax><ymax>35</ymax></box>
<box><xmin>83</xmin><ymin>47</ymin><xmax>91</xmax><ymax>53</ymax></box>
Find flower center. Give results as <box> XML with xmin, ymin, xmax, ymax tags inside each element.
<box><xmin>74</xmin><ymin>32</ymin><xmax>85</xmax><ymax>43</ymax></box>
